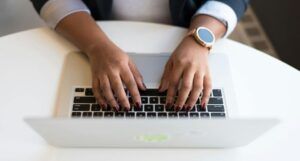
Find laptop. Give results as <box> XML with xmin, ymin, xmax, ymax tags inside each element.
<box><xmin>24</xmin><ymin>52</ymin><xmax>279</xmax><ymax>148</ymax></box>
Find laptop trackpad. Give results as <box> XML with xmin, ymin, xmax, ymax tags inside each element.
<box><xmin>129</xmin><ymin>53</ymin><xmax>169</xmax><ymax>87</ymax></box>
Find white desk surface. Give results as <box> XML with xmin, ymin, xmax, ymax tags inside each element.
<box><xmin>0</xmin><ymin>21</ymin><xmax>299</xmax><ymax>161</ymax></box>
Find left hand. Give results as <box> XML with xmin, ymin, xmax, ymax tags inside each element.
<box><xmin>159</xmin><ymin>36</ymin><xmax>212</xmax><ymax>111</ymax></box>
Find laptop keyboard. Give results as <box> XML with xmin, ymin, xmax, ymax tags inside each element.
<box><xmin>71</xmin><ymin>87</ymin><xmax>226</xmax><ymax>119</ymax></box>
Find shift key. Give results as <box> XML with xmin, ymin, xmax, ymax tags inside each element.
<box><xmin>73</xmin><ymin>104</ymin><xmax>90</xmax><ymax>111</ymax></box>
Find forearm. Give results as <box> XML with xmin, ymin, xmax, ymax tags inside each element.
<box><xmin>55</xmin><ymin>12</ymin><xmax>111</xmax><ymax>57</ymax></box>
<box><xmin>189</xmin><ymin>14</ymin><xmax>226</xmax><ymax>40</ymax></box>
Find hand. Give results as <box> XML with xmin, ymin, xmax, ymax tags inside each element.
<box><xmin>87</xmin><ymin>42</ymin><xmax>146</xmax><ymax>111</ymax></box>
<box><xmin>159</xmin><ymin>36</ymin><xmax>212</xmax><ymax>111</ymax></box>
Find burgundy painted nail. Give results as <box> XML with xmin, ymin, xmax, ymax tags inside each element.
<box><xmin>166</xmin><ymin>103</ymin><xmax>172</xmax><ymax>109</ymax></box>
<box><xmin>113</xmin><ymin>106</ymin><xmax>119</xmax><ymax>112</ymax></box>
<box><xmin>201</xmin><ymin>103</ymin><xmax>206</xmax><ymax>110</ymax></box>
<box><xmin>158</xmin><ymin>84</ymin><xmax>162</xmax><ymax>90</ymax></box>
<box><xmin>174</xmin><ymin>105</ymin><xmax>178</xmax><ymax>111</ymax></box>
<box><xmin>186</xmin><ymin>105</ymin><xmax>191</xmax><ymax>111</ymax></box>
<box><xmin>142</xmin><ymin>82</ymin><xmax>147</xmax><ymax>89</ymax></box>
<box><xmin>175</xmin><ymin>106</ymin><xmax>182</xmax><ymax>112</ymax></box>
<box><xmin>135</xmin><ymin>102</ymin><xmax>141</xmax><ymax>108</ymax></box>
<box><xmin>100</xmin><ymin>104</ymin><xmax>106</xmax><ymax>109</ymax></box>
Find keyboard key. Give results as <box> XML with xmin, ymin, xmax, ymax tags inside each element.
<box><xmin>141</xmin><ymin>97</ymin><xmax>148</xmax><ymax>104</ymax></box>
<box><xmin>147</xmin><ymin>112</ymin><xmax>156</xmax><ymax>118</ymax></box>
<box><xmin>136</xmin><ymin>112</ymin><xmax>146</xmax><ymax>118</ymax></box>
<box><xmin>115</xmin><ymin>112</ymin><xmax>125</xmax><ymax>118</ymax></box>
<box><xmin>144</xmin><ymin>105</ymin><xmax>154</xmax><ymax>111</ymax></box>
<box><xmin>75</xmin><ymin>88</ymin><xmax>84</xmax><ymax>92</ymax></box>
<box><xmin>211</xmin><ymin>113</ymin><xmax>226</xmax><ymax>118</ymax></box>
<box><xmin>91</xmin><ymin>104</ymin><xmax>101</xmax><ymax>111</ymax></box>
<box><xmin>93</xmin><ymin>112</ymin><xmax>103</xmax><ymax>117</ymax></box>
<box><xmin>102</xmin><ymin>105</ymin><xmax>112</xmax><ymax>111</ymax></box>
<box><xmin>73</xmin><ymin>104</ymin><xmax>90</xmax><ymax>111</ymax></box>
<box><xmin>82</xmin><ymin>112</ymin><xmax>92</xmax><ymax>117</ymax></box>
<box><xmin>196</xmin><ymin>105</ymin><xmax>206</xmax><ymax>112</ymax></box>
<box><xmin>133</xmin><ymin>105</ymin><xmax>143</xmax><ymax>111</ymax></box>
<box><xmin>155</xmin><ymin>105</ymin><xmax>164</xmax><ymax>111</ymax></box>
<box><xmin>212</xmin><ymin>89</ymin><xmax>222</xmax><ymax>97</ymax></box>
<box><xmin>179</xmin><ymin>112</ymin><xmax>188</xmax><ymax>118</ymax></box>
<box><xmin>160</xmin><ymin>97</ymin><xmax>166</xmax><ymax>104</ymax></box>
<box><xmin>149</xmin><ymin>97</ymin><xmax>159</xmax><ymax>103</ymax></box>
<box><xmin>126</xmin><ymin>112</ymin><xmax>135</xmax><ymax>118</ymax></box>
<box><xmin>85</xmin><ymin>88</ymin><xmax>93</xmax><ymax>96</ymax></box>
<box><xmin>190</xmin><ymin>113</ymin><xmax>199</xmax><ymax>118</ymax></box>
<box><xmin>74</xmin><ymin>96</ymin><xmax>96</xmax><ymax>103</ymax></box>
<box><xmin>200</xmin><ymin>113</ymin><xmax>210</xmax><ymax>118</ymax></box>
<box><xmin>207</xmin><ymin>105</ymin><xmax>224</xmax><ymax>112</ymax></box>
<box><xmin>71</xmin><ymin>112</ymin><xmax>81</xmax><ymax>117</ymax></box>
<box><xmin>158</xmin><ymin>112</ymin><xmax>167</xmax><ymax>118</ymax></box>
<box><xmin>166</xmin><ymin>106</ymin><xmax>175</xmax><ymax>112</ymax></box>
<box><xmin>104</xmin><ymin>112</ymin><xmax>114</xmax><ymax>118</ymax></box>
<box><xmin>208</xmin><ymin>97</ymin><xmax>223</xmax><ymax>104</ymax></box>
<box><xmin>139</xmin><ymin>89</ymin><xmax>166</xmax><ymax>96</ymax></box>
<box><xmin>168</xmin><ymin>112</ymin><xmax>178</xmax><ymax>118</ymax></box>
<box><xmin>189</xmin><ymin>106</ymin><xmax>196</xmax><ymax>111</ymax></box>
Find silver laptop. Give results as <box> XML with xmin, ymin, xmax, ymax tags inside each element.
<box><xmin>24</xmin><ymin>52</ymin><xmax>279</xmax><ymax>148</ymax></box>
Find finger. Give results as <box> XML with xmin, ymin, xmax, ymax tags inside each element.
<box><xmin>121</xmin><ymin>66</ymin><xmax>141</xmax><ymax>109</ymax></box>
<box><xmin>175</xmin><ymin>67</ymin><xmax>195</xmax><ymax>111</ymax></box>
<box><xmin>201</xmin><ymin>74</ymin><xmax>212</xmax><ymax>109</ymax></box>
<box><xmin>108</xmin><ymin>73</ymin><xmax>130</xmax><ymax>110</ymax></box>
<box><xmin>166</xmin><ymin>64</ymin><xmax>184</xmax><ymax>108</ymax></box>
<box><xmin>99</xmin><ymin>75</ymin><xmax>119</xmax><ymax>111</ymax></box>
<box><xmin>92</xmin><ymin>77</ymin><xmax>107</xmax><ymax>108</ymax></box>
<box><xmin>185</xmin><ymin>72</ymin><xmax>203</xmax><ymax>110</ymax></box>
<box><xmin>159</xmin><ymin>60</ymin><xmax>172</xmax><ymax>92</ymax></box>
<box><xmin>129</xmin><ymin>61</ymin><xmax>146</xmax><ymax>90</ymax></box>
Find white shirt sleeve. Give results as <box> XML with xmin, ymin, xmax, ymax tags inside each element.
<box><xmin>194</xmin><ymin>0</ymin><xmax>237</xmax><ymax>38</ymax></box>
<box><xmin>40</xmin><ymin>0</ymin><xmax>91</xmax><ymax>29</ymax></box>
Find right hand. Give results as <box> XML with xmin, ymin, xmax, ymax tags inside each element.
<box><xmin>87</xmin><ymin>42</ymin><xmax>146</xmax><ymax>111</ymax></box>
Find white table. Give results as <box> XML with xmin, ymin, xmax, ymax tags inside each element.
<box><xmin>0</xmin><ymin>21</ymin><xmax>299</xmax><ymax>161</ymax></box>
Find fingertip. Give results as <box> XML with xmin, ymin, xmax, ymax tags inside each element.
<box><xmin>142</xmin><ymin>82</ymin><xmax>147</xmax><ymax>90</ymax></box>
<box><xmin>135</xmin><ymin>102</ymin><xmax>141</xmax><ymax>108</ymax></box>
<box><xmin>113</xmin><ymin>105</ymin><xmax>120</xmax><ymax>112</ymax></box>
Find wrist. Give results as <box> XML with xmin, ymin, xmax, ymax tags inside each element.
<box><xmin>84</xmin><ymin>39</ymin><xmax>114</xmax><ymax>58</ymax></box>
<box><xmin>186</xmin><ymin>26</ymin><xmax>215</xmax><ymax>51</ymax></box>
<box><xmin>182</xmin><ymin>36</ymin><xmax>209</xmax><ymax>55</ymax></box>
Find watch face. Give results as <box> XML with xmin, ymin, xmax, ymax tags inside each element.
<box><xmin>197</xmin><ymin>28</ymin><xmax>214</xmax><ymax>44</ymax></box>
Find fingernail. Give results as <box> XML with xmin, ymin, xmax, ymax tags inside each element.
<box><xmin>174</xmin><ymin>105</ymin><xmax>178</xmax><ymax>111</ymax></box>
<box><xmin>186</xmin><ymin>105</ymin><xmax>191</xmax><ymax>111</ymax></box>
<box><xmin>201</xmin><ymin>103</ymin><xmax>206</xmax><ymax>110</ymax></box>
<box><xmin>100</xmin><ymin>103</ymin><xmax>106</xmax><ymax>109</ymax></box>
<box><xmin>185</xmin><ymin>106</ymin><xmax>190</xmax><ymax>111</ymax></box>
<box><xmin>142</xmin><ymin>82</ymin><xmax>147</xmax><ymax>89</ymax></box>
<box><xmin>113</xmin><ymin>106</ymin><xmax>119</xmax><ymax>112</ymax></box>
<box><xmin>135</xmin><ymin>102</ymin><xmax>141</xmax><ymax>108</ymax></box>
<box><xmin>175</xmin><ymin>106</ymin><xmax>181</xmax><ymax>112</ymax></box>
<box><xmin>166</xmin><ymin>103</ymin><xmax>172</xmax><ymax>109</ymax></box>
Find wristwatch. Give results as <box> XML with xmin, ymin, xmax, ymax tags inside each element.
<box><xmin>186</xmin><ymin>27</ymin><xmax>215</xmax><ymax>50</ymax></box>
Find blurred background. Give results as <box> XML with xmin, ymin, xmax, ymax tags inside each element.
<box><xmin>0</xmin><ymin>0</ymin><xmax>299</xmax><ymax>70</ymax></box>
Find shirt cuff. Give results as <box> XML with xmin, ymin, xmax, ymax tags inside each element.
<box><xmin>40</xmin><ymin>0</ymin><xmax>91</xmax><ymax>29</ymax></box>
<box><xmin>195</xmin><ymin>0</ymin><xmax>237</xmax><ymax>38</ymax></box>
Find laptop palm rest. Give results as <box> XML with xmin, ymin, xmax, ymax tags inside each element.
<box><xmin>24</xmin><ymin>118</ymin><xmax>279</xmax><ymax>148</ymax></box>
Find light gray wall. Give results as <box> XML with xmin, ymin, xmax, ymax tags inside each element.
<box><xmin>0</xmin><ymin>0</ymin><xmax>46</xmax><ymax>36</ymax></box>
